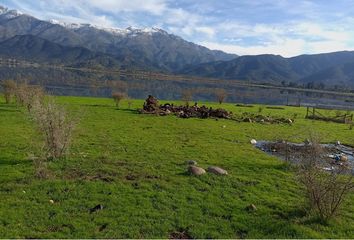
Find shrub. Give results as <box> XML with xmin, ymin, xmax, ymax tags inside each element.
<box><xmin>126</xmin><ymin>97</ymin><xmax>133</xmax><ymax>109</ymax></box>
<box><xmin>30</xmin><ymin>97</ymin><xmax>77</xmax><ymax>160</ymax></box>
<box><xmin>181</xmin><ymin>89</ymin><xmax>194</xmax><ymax>106</ymax></box>
<box><xmin>215</xmin><ymin>88</ymin><xmax>227</xmax><ymax>104</ymax></box>
<box><xmin>15</xmin><ymin>84</ymin><xmax>45</xmax><ymax>112</ymax></box>
<box><xmin>1</xmin><ymin>80</ymin><xmax>17</xmax><ymax>103</ymax></box>
<box><xmin>112</xmin><ymin>92</ymin><xmax>126</xmax><ymax>108</ymax></box>
<box><xmin>296</xmin><ymin>136</ymin><xmax>354</xmax><ymax>221</ymax></box>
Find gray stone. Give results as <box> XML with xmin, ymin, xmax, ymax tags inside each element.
<box><xmin>186</xmin><ymin>160</ymin><xmax>197</xmax><ymax>165</ymax></box>
<box><xmin>188</xmin><ymin>166</ymin><xmax>206</xmax><ymax>176</ymax></box>
<box><xmin>207</xmin><ymin>166</ymin><xmax>228</xmax><ymax>175</ymax></box>
<box><xmin>246</xmin><ymin>204</ymin><xmax>257</xmax><ymax>211</ymax></box>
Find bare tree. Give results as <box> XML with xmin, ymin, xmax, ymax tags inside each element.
<box><xmin>126</xmin><ymin>97</ymin><xmax>133</xmax><ymax>109</ymax></box>
<box><xmin>112</xmin><ymin>92</ymin><xmax>126</xmax><ymax>108</ymax></box>
<box><xmin>15</xmin><ymin>83</ymin><xmax>45</xmax><ymax>112</ymax></box>
<box><xmin>296</xmin><ymin>135</ymin><xmax>354</xmax><ymax>221</ymax></box>
<box><xmin>181</xmin><ymin>89</ymin><xmax>195</xmax><ymax>106</ymax></box>
<box><xmin>1</xmin><ymin>80</ymin><xmax>17</xmax><ymax>103</ymax></box>
<box><xmin>215</xmin><ymin>88</ymin><xmax>227</xmax><ymax>104</ymax></box>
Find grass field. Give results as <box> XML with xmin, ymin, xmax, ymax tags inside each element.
<box><xmin>0</xmin><ymin>95</ymin><xmax>353</xmax><ymax>238</ymax></box>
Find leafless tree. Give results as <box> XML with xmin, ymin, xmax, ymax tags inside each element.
<box><xmin>126</xmin><ymin>97</ymin><xmax>133</xmax><ymax>109</ymax></box>
<box><xmin>112</xmin><ymin>92</ymin><xmax>126</xmax><ymax>108</ymax></box>
<box><xmin>215</xmin><ymin>88</ymin><xmax>227</xmax><ymax>104</ymax></box>
<box><xmin>181</xmin><ymin>89</ymin><xmax>195</xmax><ymax>106</ymax></box>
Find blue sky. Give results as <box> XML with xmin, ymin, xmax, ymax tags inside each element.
<box><xmin>2</xmin><ymin>0</ymin><xmax>354</xmax><ymax>57</ymax></box>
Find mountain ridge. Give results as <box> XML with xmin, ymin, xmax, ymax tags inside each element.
<box><xmin>0</xmin><ymin>5</ymin><xmax>237</xmax><ymax>72</ymax></box>
<box><xmin>1</xmin><ymin>5</ymin><xmax>354</xmax><ymax>89</ymax></box>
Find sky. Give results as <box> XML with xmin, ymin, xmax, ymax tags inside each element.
<box><xmin>2</xmin><ymin>0</ymin><xmax>354</xmax><ymax>57</ymax></box>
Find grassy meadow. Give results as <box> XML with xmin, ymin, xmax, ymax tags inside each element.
<box><xmin>0</xmin><ymin>95</ymin><xmax>354</xmax><ymax>238</ymax></box>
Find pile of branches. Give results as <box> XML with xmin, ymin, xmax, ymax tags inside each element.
<box><xmin>139</xmin><ymin>95</ymin><xmax>232</xmax><ymax>119</ymax></box>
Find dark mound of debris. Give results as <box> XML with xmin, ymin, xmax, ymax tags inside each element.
<box><xmin>139</xmin><ymin>95</ymin><xmax>232</xmax><ymax>119</ymax></box>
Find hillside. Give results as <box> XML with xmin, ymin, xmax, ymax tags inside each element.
<box><xmin>180</xmin><ymin>51</ymin><xmax>354</xmax><ymax>88</ymax></box>
<box><xmin>0</xmin><ymin>35</ymin><xmax>122</xmax><ymax>68</ymax></box>
<box><xmin>0</xmin><ymin>6</ymin><xmax>236</xmax><ymax>72</ymax></box>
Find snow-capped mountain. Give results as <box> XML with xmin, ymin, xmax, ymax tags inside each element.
<box><xmin>49</xmin><ymin>19</ymin><xmax>168</xmax><ymax>37</ymax></box>
<box><xmin>0</xmin><ymin>5</ymin><xmax>23</xmax><ymax>19</ymax></box>
<box><xmin>0</xmin><ymin>5</ymin><xmax>236</xmax><ymax>72</ymax></box>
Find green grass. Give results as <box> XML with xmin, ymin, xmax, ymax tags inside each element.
<box><xmin>0</xmin><ymin>95</ymin><xmax>353</xmax><ymax>238</ymax></box>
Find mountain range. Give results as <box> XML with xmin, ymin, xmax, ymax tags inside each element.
<box><xmin>182</xmin><ymin>52</ymin><xmax>354</xmax><ymax>88</ymax></box>
<box><xmin>0</xmin><ymin>5</ymin><xmax>354</xmax><ymax>89</ymax></box>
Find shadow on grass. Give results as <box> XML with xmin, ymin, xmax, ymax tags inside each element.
<box><xmin>275</xmin><ymin>207</ymin><xmax>307</xmax><ymax>221</ymax></box>
<box><xmin>176</xmin><ymin>171</ymin><xmax>191</xmax><ymax>177</ymax></box>
<box><xmin>115</xmin><ymin>108</ymin><xmax>140</xmax><ymax>114</ymax></box>
<box><xmin>0</xmin><ymin>157</ymin><xmax>31</xmax><ymax>166</ymax></box>
<box><xmin>0</xmin><ymin>103</ymin><xmax>20</xmax><ymax>112</ymax></box>
<box><xmin>79</xmin><ymin>104</ymin><xmax>113</xmax><ymax>108</ymax></box>
<box><xmin>0</xmin><ymin>107</ymin><xmax>20</xmax><ymax>112</ymax></box>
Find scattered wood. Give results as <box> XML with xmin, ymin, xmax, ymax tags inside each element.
<box><xmin>139</xmin><ymin>96</ymin><xmax>294</xmax><ymax>124</ymax></box>
<box><xmin>139</xmin><ymin>95</ymin><xmax>232</xmax><ymax>119</ymax></box>
<box><xmin>235</xmin><ymin>112</ymin><xmax>294</xmax><ymax>124</ymax></box>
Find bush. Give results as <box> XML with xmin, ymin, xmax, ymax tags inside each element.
<box><xmin>296</xmin><ymin>136</ymin><xmax>354</xmax><ymax>221</ymax></box>
<box><xmin>215</xmin><ymin>88</ymin><xmax>227</xmax><ymax>104</ymax></box>
<box><xmin>1</xmin><ymin>80</ymin><xmax>17</xmax><ymax>103</ymax></box>
<box><xmin>15</xmin><ymin>83</ymin><xmax>45</xmax><ymax>112</ymax></box>
<box><xmin>30</xmin><ymin>97</ymin><xmax>77</xmax><ymax>160</ymax></box>
<box><xmin>112</xmin><ymin>92</ymin><xmax>126</xmax><ymax>108</ymax></box>
<box><xmin>181</xmin><ymin>89</ymin><xmax>194</xmax><ymax>106</ymax></box>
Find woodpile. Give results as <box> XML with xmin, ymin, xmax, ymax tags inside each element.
<box><xmin>139</xmin><ymin>95</ymin><xmax>293</xmax><ymax>124</ymax></box>
<box><xmin>139</xmin><ymin>95</ymin><xmax>232</xmax><ymax>119</ymax></box>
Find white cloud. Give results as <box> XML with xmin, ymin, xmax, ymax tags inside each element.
<box><xmin>199</xmin><ymin>39</ymin><xmax>306</xmax><ymax>57</ymax></box>
<box><xmin>200</xmin><ymin>37</ymin><xmax>354</xmax><ymax>58</ymax></box>
<box><xmin>84</xmin><ymin>0</ymin><xmax>167</xmax><ymax>15</ymax></box>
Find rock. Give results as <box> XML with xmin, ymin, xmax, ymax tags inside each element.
<box><xmin>90</xmin><ymin>204</ymin><xmax>104</xmax><ymax>213</ymax></box>
<box><xmin>246</xmin><ymin>204</ymin><xmax>257</xmax><ymax>211</ymax></box>
<box><xmin>250</xmin><ymin>139</ymin><xmax>257</xmax><ymax>145</ymax></box>
<box><xmin>207</xmin><ymin>166</ymin><xmax>228</xmax><ymax>175</ymax></box>
<box><xmin>340</xmin><ymin>155</ymin><xmax>348</xmax><ymax>162</ymax></box>
<box><xmin>188</xmin><ymin>166</ymin><xmax>206</xmax><ymax>176</ymax></box>
<box><xmin>186</xmin><ymin>160</ymin><xmax>197</xmax><ymax>165</ymax></box>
